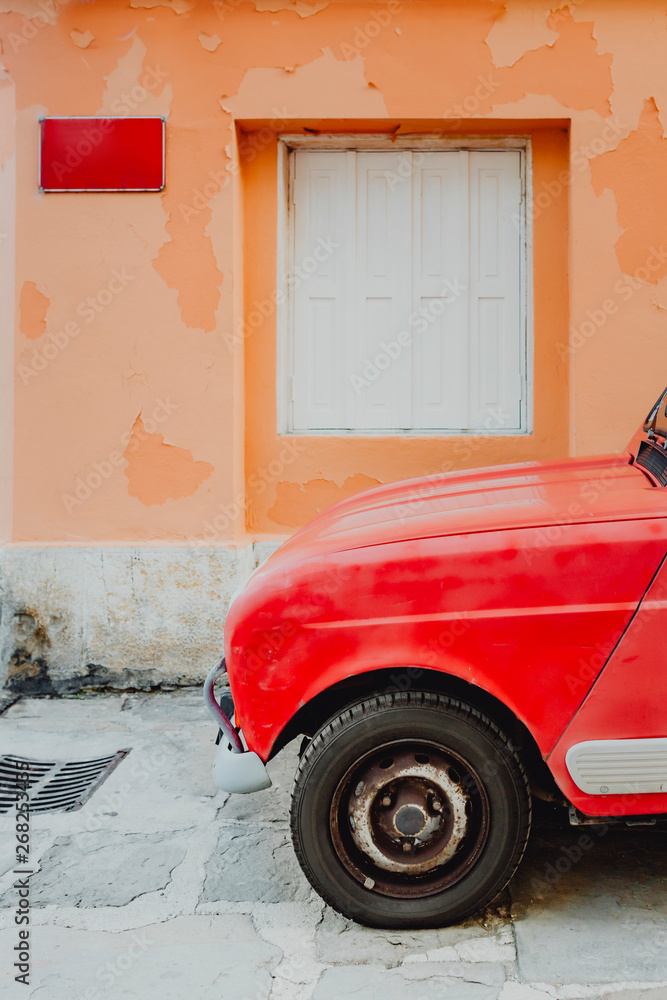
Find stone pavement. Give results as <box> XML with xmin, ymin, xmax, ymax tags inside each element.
<box><xmin>0</xmin><ymin>691</ymin><xmax>666</xmax><ymax>1000</ymax></box>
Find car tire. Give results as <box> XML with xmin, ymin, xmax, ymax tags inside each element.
<box><xmin>290</xmin><ymin>690</ymin><xmax>531</xmax><ymax>928</ymax></box>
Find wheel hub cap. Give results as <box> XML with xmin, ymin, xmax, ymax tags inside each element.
<box><xmin>346</xmin><ymin>748</ymin><xmax>470</xmax><ymax>874</ymax></box>
<box><xmin>394</xmin><ymin>805</ymin><xmax>426</xmax><ymax>836</ymax></box>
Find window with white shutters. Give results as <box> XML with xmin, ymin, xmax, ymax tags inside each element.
<box><xmin>285</xmin><ymin>146</ymin><xmax>527</xmax><ymax>434</ymax></box>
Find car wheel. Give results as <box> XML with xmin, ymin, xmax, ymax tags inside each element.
<box><xmin>290</xmin><ymin>690</ymin><xmax>531</xmax><ymax>928</ymax></box>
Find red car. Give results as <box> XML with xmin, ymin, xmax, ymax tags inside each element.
<box><xmin>204</xmin><ymin>389</ymin><xmax>667</xmax><ymax>928</ymax></box>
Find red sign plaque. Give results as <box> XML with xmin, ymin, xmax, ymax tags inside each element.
<box><xmin>39</xmin><ymin>117</ymin><xmax>165</xmax><ymax>192</ymax></box>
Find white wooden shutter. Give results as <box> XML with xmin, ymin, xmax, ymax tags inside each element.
<box><xmin>468</xmin><ymin>150</ymin><xmax>523</xmax><ymax>431</ymax></box>
<box><xmin>289</xmin><ymin>146</ymin><xmax>525</xmax><ymax>434</ymax></box>
<box><xmin>354</xmin><ymin>152</ymin><xmax>413</xmax><ymax>430</ymax></box>
<box><xmin>411</xmin><ymin>151</ymin><xmax>469</xmax><ymax>430</ymax></box>
<box><xmin>291</xmin><ymin>150</ymin><xmax>354</xmax><ymax>431</ymax></box>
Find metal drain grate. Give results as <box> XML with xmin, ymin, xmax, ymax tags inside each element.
<box><xmin>0</xmin><ymin>750</ymin><xmax>130</xmax><ymax>813</ymax></box>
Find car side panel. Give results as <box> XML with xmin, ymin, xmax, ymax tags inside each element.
<box><xmin>549</xmin><ymin>549</ymin><xmax>667</xmax><ymax>816</ymax></box>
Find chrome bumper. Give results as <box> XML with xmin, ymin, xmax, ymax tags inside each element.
<box><xmin>203</xmin><ymin>658</ymin><xmax>271</xmax><ymax>794</ymax></box>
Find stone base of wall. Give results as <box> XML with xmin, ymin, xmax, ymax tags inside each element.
<box><xmin>0</xmin><ymin>542</ymin><xmax>283</xmax><ymax>696</ymax></box>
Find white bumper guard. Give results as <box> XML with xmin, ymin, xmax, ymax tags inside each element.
<box><xmin>203</xmin><ymin>658</ymin><xmax>272</xmax><ymax>794</ymax></box>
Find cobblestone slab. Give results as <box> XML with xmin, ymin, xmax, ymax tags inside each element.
<box><xmin>201</xmin><ymin>826</ymin><xmax>311</xmax><ymax>904</ymax></box>
<box><xmin>511</xmin><ymin>825</ymin><xmax>667</xmax><ymax>983</ymax></box>
<box><xmin>0</xmin><ymin>915</ymin><xmax>281</xmax><ymax>999</ymax></box>
<box><xmin>313</xmin><ymin>963</ymin><xmax>503</xmax><ymax>1000</ymax></box>
<box><xmin>8</xmin><ymin>830</ymin><xmax>190</xmax><ymax>908</ymax></box>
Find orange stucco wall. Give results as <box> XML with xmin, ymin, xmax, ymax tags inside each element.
<box><xmin>1</xmin><ymin>0</ymin><xmax>666</xmax><ymax>545</ymax></box>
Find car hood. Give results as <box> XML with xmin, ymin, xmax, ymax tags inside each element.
<box><xmin>269</xmin><ymin>453</ymin><xmax>662</xmax><ymax>562</ymax></box>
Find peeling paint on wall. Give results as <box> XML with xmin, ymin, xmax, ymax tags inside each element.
<box><xmin>250</xmin><ymin>0</ymin><xmax>329</xmax><ymax>19</ymax></box>
<box><xmin>0</xmin><ymin>10</ymin><xmax>128</xmax><ymax>112</ymax></box>
<box><xmin>268</xmin><ymin>474</ymin><xmax>381</xmax><ymax>527</ymax></box>
<box><xmin>198</xmin><ymin>32</ymin><xmax>221</xmax><ymax>52</ymax></box>
<box><xmin>485</xmin><ymin>3</ymin><xmax>559</xmax><ymax>69</ymax></box>
<box><xmin>19</xmin><ymin>280</ymin><xmax>48</xmax><ymax>339</ymax></box>
<box><xmin>70</xmin><ymin>28</ymin><xmax>94</xmax><ymax>49</ymax></box>
<box><xmin>0</xmin><ymin>79</ymin><xmax>15</xmax><ymax>169</ymax></box>
<box><xmin>129</xmin><ymin>0</ymin><xmax>195</xmax><ymax>13</ymax></box>
<box><xmin>494</xmin><ymin>9</ymin><xmax>613</xmax><ymax>116</ymax></box>
<box><xmin>152</xmin><ymin>218</ymin><xmax>223</xmax><ymax>332</ymax></box>
<box><xmin>591</xmin><ymin>97</ymin><xmax>667</xmax><ymax>282</ymax></box>
<box><xmin>123</xmin><ymin>415</ymin><xmax>214</xmax><ymax>505</ymax></box>
<box><xmin>147</xmin><ymin>14</ymin><xmax>228</xmax><ymax>333</ymax></box>
<box><xmin>221</xmin><ymin>49</ymin><xmax>388</xmax><ymax>120</ymax></box>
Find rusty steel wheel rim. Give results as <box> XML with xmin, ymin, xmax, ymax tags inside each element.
<box><xmin>329</xmin><ymin>740</ymin><xmax>490</xmax><ymax>898</ymax></box>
